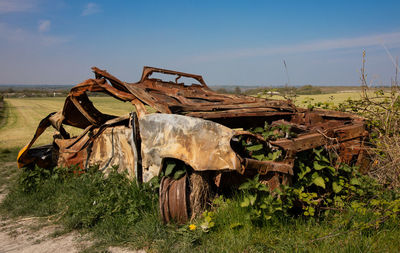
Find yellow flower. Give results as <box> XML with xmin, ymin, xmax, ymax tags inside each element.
<box><xmin>189</xmin><ymin>224</ymin><xmax>196</xmax><ymax>231</ymax></box>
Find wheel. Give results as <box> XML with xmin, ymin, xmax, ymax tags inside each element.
<box><xmin>159</xmin><ymin>174</ymin><xmax>190</xmax><ymax>224</ymax></box>
<box><xmin>159</xmin><ymin>172</ymin><xmax>212</xmax><ymax>224</ymax></box>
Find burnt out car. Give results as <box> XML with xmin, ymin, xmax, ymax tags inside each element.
<box><xmin>17</xmin><ymin>66</ymin><xmax>369</xmax><ymax>223</ymax></box>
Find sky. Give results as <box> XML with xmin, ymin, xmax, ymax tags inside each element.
<box><xmin>1</xmin><ymin>0</ymin><xmax>400</xmax><ymax>86</ymax></box>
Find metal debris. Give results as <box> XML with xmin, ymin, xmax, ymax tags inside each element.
<box><xmin>17</xmin><ymin>66</ymin><xmax>369</xmax><ymax>223</ymax></box>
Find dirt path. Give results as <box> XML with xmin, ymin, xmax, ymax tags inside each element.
<box><xmin>0</xmin><ymin>203</ymin><xmax>143</xmax><ymax>253</ymax></box>
<box><xmin>0</xmin><ymin>216</ymin><xmax>144</xmax><ymax>253</ymax></box>
<box><xmin>0</xmin><ymin>163</ymin><xmax>142</xmax><ymax>253</ymax></box>
<box><xmin>0</xmin><ymin>217</ymin><xmax>90</xmax><ymax>253</ymax></box>
<box><xmin>0</xmin><ymin>162</ymin><xmax>92</xmax><ymax>253</ymax></box>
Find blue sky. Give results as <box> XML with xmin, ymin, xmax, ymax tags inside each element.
<box><xmin>1</xmin><ymin>0</ymin><xmax>400</xmax><ymax>86</ymax></box>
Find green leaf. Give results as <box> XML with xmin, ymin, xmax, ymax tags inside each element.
<box><xmin>230</xmin><ymin>223</ymin><xmax>243</xmax><ymax>230</ymax></box>
<box><xmin>164</xmin><ymin>163</ymin><xmax>176</xmax><ymax>176</ymax></box>
<box><xmin>246</xmin><ymin>144</ymin><xmax>263</xmax><ymax>152</ymax></box>
<box><xmin>239</xmin><ymin>182</ymin><xmax>251</xmax><ymax>190</ymax></box>
<box><xmin>327</xmin><ymin>166</ymin><xmax>336</xmax><ymax>174</ymax></box>
<box><xmin>320</xmin><ymin>156</ymin><xmax>330</xmax><ymax>163</ymax></box>
<box><xmin>249</xmin><ymin>194</ymin><xmax>257</xmax><ymax>205</ymax></box>
<box><xmin>313</xmin><ymin>148</ymin><xmax>323</xmax><ymax>157</ymax></box>
<box><xmin>350</xmin><ymin>177</ymin><xmax>360</xmax><ymax>186</ymax></box>
<box><xmin>240</xmin><ymin>197</ymin><xmax>250</xmax><ymax>207</ymax></box>
<box><xmin>253</xmin><ymin>127</ymin><xmax>264</xmax><ymax>133</ymax></box>
<box><xmin>173</xmin><ymin>170</ymin><xmax>186</xmax><ymax>180</ymax></box>
<box><xmin>271</xmin><ymin>150</ymin><xmax>281</xmax><ymax>161</ymax></box>
<box><xmin>313</xmin><ymin>161</ymin><xmax>325</xmax><ymax>170</ymax></box>
<box><xmin>313</xmin><ymin>176</ymin><xmax>326</xmax><ymax>189</ymax></box>
<box><xmin>298</xmin><ymin>166</ymin><xmax>311</xmax><ymax>180</ymax></box>
<box><xmin>332</xmin><ymin>182</ymin><xmax>342</xmax><ymax>193</ymax></box>
<box><xmin>340</xmin><ymin>164</ymin><xmax>352</xmax><ymax>172</ymax></box>
<box><xmin>252</xmin><ymin>154</ymin><xmax>265</xmax><ymax>161</ymax></box>
<box><xmin>264</xmin><ymin>215</ymin><xmax>272</xmax><ymax>220</ymax></box>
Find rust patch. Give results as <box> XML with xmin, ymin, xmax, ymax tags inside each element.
<box><xmin>87</xmin><ymin>126</ymin><xmax>136</xmax><ymax>179</ymax></box>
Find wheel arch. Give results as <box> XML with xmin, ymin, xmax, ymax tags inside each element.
<box><xmin>138</xmin><ymin>114</ymin><xmax>242</xmax><ymax>182</ymax></box>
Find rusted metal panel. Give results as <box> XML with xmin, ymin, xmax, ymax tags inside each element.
<box><xmin>55</xmin><ymin>133</ymin><xmax>91</xmax><ymax>170</ymax></box>
<box><xmin>139</xmin><ymin>114</ymin><xmax>242</xmax><ymax>182</ymax></box>
<box><xmin>87</xmin><ymin>125</ymin><xmax>137</xmax><ymax>179</ymax></box>
<box><xmin>88</xmin><ymin>66</ymin><xmax>295</xmax><ymax>118</ymax></box>
<box><xmin>17</xmin><ymin>112</ymin><xmax>64</xmax><ymax>168</ymax></box>
<box><xmin>186</xmin><ymin>110</ymin><xmax>294</xmax><ymax>119</ymax></box>
<box><xmin>243</xmin><ymin>159</ymin><xmax>294</xmax><ymax>176</ymax></box>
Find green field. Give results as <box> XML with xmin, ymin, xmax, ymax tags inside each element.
<box><xmin>0</xmin><ymin>97</ymin><xmax>134</xmax><ymax>148</ymax></box>
<box><xmin>267</xmin><ymin>92</ymin><xmax>363</xmax><ymax>105</ymax></box>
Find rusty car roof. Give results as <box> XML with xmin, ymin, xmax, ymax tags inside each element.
<box><xmin>55</xmin><ymin>66</ymin><xmax>362</xmax><ymax>130</ymax></box>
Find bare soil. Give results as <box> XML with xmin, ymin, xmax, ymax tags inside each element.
<box><xmin>0</xmin><ymin>163</ymin><xmax>143</xmax><ymax>253</ymax></box>
<box><xmin>0</xmin><ymin>217</ymin><xmax>90</xmax><ymax>253</ymax></box>
<box><xmin>0</xmin><ymin>171</ymin><xmax>92</xmax><ymax>253</ymax></box>
<box><xmin>0</xmin><ymin>204</ymin><xmax>144</xmax><ymax>253</ymax></box>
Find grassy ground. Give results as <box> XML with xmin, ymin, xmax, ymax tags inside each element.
<box><xmin>0</xmin><ymin>162</ymin><xmax>399</xmax><ymax>252</ymax></box>
<box><xmin>266</xmin><ymin>92</ymin><xmax>363</xmax><ymax>106</ymax></box>
<box><xmin>0</xmin><ymin>148</ymin><xmax>18</xmax><ymax>192</ymax></box>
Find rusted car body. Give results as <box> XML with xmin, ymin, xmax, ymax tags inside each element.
<box><xmin>17</xmin><ymin>66</ymin><xmax>369</xmax><ymax>223</ymax></box>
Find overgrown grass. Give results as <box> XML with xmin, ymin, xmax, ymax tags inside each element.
<box><xmin>0</xmin><ymin>148</ymin><xmax>18</xmax><ymax>190</ymax></box>
<box><xmin>1</xmin><ymin>164</ymin><xmax>399</xmax><ymax>252</ymax></box>
<box><xmin>0</xmin><ymin>99</ymin><xmax>7</xmax><ymax>130</ymax></box>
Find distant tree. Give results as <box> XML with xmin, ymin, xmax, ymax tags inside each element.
<box><xmin>234</xmin><ymin>86</ymin><xmax>242</xmax><ymax>94</ymax></box>
<box><xmin>216</xmin><ymin>88</ymin><xmax>228</xmax><ymax>94</ymax></box>
<box><xmin>297</xmin><ymin>85</ymin><xmax>322</xmax><ymax>95</ymax></box>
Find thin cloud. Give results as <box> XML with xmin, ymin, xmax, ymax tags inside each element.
<box><xmin>81</xmin><ymin>2</ymin><xmax>101</xmax><ymax>16</ymax></box>
<box><xmin>0</xmin><ymin>22</ymin><xmax>28</xmax><ymax>41</ymax></box>
<box><xmin>192</xmin><ymin>31</ymin><xmax>400</xmax><ymax>63</ymax></box>
<box><xmin>0</xmin><ymin>0</ymin><xmax>37</xmax><ymax>13</ymax></box>
<box><xmin>40</xmin><ymin>35</ymin><xmax>70</xmax><ymax>46</ymax></box>
<box><xmin>38</xmin><ymin>20</ymin><xmax>50</xmax><ymax>32</ymax></box>
<box><xmin>0</xmin><ymin>22</ymin><xmax>70</xmax><ymax>46</ymax></box>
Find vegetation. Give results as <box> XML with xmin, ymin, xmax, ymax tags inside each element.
<box><xmin>243</xmin><ymin>84</ymin><xmax>323</xmax><ymax>97</ymax></box>
<box><xmin>0</xmin><ymin>97</ymin><xmax>6</xmax><ymax>130</ymax></box>
<box><xmin>0</xmin><ymin>86</ymin><xmax>71</xmax><ymax>98</ymax></box>
<box><xmin>1</xmin><ymin>148</ymin><xmax>399</xmax><ymax>252</ymax></box>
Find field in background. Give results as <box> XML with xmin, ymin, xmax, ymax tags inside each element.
<box><xmin>0</xmin><ymin>92</ymin><xmax>363</xmax><ymax>148</ymax></box>
<box><xmin>0</xmin><ymin>97</ymin><xmax>133</xmax><ymax>148</ymax></box>
<box><xmin>267</xmin><ymin>92</ymin><xmax>362</xmax><ymax>106</ymax></box>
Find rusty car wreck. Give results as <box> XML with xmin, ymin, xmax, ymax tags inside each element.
<box><xmin>17</xmin><ymin>66</ymin><xmax>369</xmax><ymax>223</ymax></box>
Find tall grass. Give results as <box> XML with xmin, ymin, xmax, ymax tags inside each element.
<box><xmin>338</xmin><ymin>51</ymin><xmax>400</xmax><ymax>188</ymax></box>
